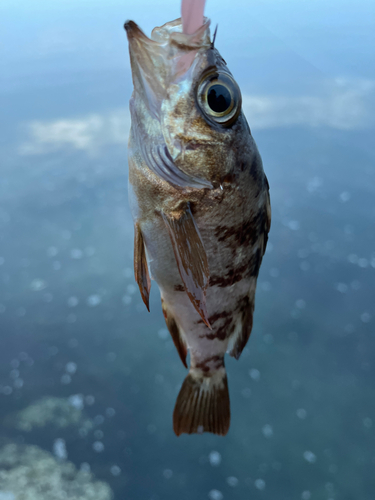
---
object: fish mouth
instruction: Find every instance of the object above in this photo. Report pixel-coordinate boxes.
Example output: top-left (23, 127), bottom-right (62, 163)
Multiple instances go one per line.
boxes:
top-left (125, 19), bottom-right (214, 190)
top-left (124, 18), bottom-right (211, 115)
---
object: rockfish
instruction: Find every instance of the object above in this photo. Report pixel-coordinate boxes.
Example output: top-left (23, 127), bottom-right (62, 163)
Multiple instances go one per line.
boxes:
top-left (124, 4), bottom-right (271, 436)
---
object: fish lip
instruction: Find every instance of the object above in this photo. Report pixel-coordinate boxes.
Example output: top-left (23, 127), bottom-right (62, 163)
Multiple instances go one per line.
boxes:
top-left (124, 18), bottom-right (211, 47)
top-left (124, 20), bottom-right (158, 46)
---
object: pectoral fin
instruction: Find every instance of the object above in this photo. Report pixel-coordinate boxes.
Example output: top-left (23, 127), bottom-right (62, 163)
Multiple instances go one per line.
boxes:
top-left (162, 204), bottom-right (211, 328)
top-left (134, 222), bottom-right (151, 311)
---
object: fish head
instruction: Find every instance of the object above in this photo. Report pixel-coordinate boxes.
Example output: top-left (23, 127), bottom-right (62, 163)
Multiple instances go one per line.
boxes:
top-left (125, 18), bottom-right (247, 189)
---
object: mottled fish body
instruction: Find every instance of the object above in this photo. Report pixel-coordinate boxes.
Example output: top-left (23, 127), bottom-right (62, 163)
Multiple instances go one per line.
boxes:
top-left (125, 12), bottom-right (270, 435)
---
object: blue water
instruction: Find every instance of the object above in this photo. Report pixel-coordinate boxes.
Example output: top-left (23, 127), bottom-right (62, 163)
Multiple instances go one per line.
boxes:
top-left (1, 1), bottom-right (375, 498)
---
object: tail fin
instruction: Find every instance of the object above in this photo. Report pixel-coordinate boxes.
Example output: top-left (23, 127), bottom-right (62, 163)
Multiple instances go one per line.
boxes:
top-left (173, 369), bottom-right (230, 436)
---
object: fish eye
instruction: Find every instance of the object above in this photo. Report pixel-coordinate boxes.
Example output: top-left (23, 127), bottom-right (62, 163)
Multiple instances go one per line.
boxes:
top-left (197, 72), bottom-right (241, 126)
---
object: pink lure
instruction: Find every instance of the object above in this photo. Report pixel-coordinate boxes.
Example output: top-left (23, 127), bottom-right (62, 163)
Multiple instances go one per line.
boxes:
top-left (181, 0), bottom-right (206, 34)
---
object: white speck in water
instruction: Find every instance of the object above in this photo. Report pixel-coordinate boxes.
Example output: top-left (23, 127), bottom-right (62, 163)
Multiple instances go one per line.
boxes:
top-left (209, 451), bottom-right (221, 466)
top-left (307, 176), bottom-right (323, 193)
top-left (358, 258), bottom-right (368, 268)
top-left (360, 312), bottom-right (371, 323)
top-left (158, 328), bottom-right (169, 340)
top-left (339, 191), bottom-right (351, 202)
top-left (65, 362), bottom-right (77, 374)
top-left (126, 284), bottom-right (137, 295)
top-left (94, 415), bottom-right (105, 425)
top-left (265, 242), bottom-right (273, 253)
top-left (47, 246), bottom-right (58, 257)
top-left (52, 261), bottom-right (61, 270)
top-left (10, 359), bottom-right (19, 368)
top-left (67, 296), bottom-right (79, 307)
top-left (69, 394), bottom-right (84, 410)
top-left (2, 386), bottom-right (13, 395)
top-left (288, 220), bottom-right (300, 231)
top-left (208, 490), bottom-right (223, 500)
top-left (297, 408), bottom-right (307, 419)
top-left (30, 279), bottom-right (47, 291)
top-left (122, 295), bottom-right (132, 305)
top-left (163, 469), bottom-right (173, 479)
top-left (70, 248), bottom-right (83, 259)
top-left (61, 374), bottom-right (71, 385)
top-left (260, 281), bottom-right (272, 291)
top-left (106, 407), bottom-right (116, 417)
top-left (249, 368), bottom-right (260, 381)
top-left (254, 479), bottom-right (266, 490)
top-left (269, 268), bottom-right (279, 278)
top-left (53, 438), bottom-right (67, 460)
top-left (110, 465), bottom-right (121, 476)
top-left (226, 476), bottom-right (238, 487)
top-left (262, 424), bottom-right (273, 438)
top-left (300, 261), bottom-right (310, 271)
top-left (348, 254), bottom-right (358, 264)
top-left (336, 283), bottom-right (348, 293)
top-left (10, 369), bottom-right (19, 380)
top-left (85, 395), bottom-right (95, 405)
top-left (93, 441), bottom-right (104, 453)
top-left (303, 451), bottom-right (317, 463)
top-left (296, 299), bottom-right (306, 309)
top-left (13, 378), bottom-right (24, 389)
top-left (123, 267), bottom-right (132, 278)
top-left (363, 417), bottom-right (372, 428)
top-left (94, 430), bottom-right (104, 440)
top-left (87, 294), bottom-right (101, 307)
top-left (80, 462), bottom-right (91, 473)
top-left (301, 491), bottom-right (311, 500)
top-left (0, 256), bottom-right (4, 265)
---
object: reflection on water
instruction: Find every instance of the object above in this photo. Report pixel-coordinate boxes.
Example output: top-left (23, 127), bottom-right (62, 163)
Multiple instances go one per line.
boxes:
top-left (1, 0), bottom-right (375, 499)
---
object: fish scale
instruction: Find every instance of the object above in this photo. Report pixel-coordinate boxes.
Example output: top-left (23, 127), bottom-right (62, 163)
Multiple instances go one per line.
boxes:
top-left (125, 9), bottom-right (270, 435)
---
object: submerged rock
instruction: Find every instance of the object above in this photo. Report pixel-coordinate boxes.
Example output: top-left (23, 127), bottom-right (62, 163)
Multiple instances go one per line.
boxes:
top-left (0, 444), bottom-right (113, 500)
top-left (9, 396), bottom-right (93, 432)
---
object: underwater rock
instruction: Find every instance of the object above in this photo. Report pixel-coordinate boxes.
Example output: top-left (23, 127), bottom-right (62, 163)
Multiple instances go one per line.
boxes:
top-left (8, 396), bottom-right (93, 432)
top-left (0, 443), bottom-right (113, 500)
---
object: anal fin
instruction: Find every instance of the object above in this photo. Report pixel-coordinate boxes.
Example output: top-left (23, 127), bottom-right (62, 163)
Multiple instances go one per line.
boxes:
top-left (161, 298), bottom-right (188, 368)
top-left (134, 222), bottom-right (151, 311)
top-left (162, 204), bottom-right (210, 328)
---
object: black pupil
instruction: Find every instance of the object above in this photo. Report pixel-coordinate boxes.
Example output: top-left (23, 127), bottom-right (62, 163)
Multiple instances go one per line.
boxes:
top-left (207, 84), bottom-right (231, 113)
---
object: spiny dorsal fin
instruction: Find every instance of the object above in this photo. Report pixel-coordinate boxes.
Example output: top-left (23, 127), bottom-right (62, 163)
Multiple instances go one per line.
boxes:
top-left (134, 222), bottom-right (151, 311)
top-left (162, 204), bottom-right (210, 328)
top-left (161, 298), bottom-right (188, 368)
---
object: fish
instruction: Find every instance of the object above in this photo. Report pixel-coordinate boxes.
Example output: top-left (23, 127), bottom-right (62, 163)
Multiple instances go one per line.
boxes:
top-left (124, 0), bottom-right (271, 436)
